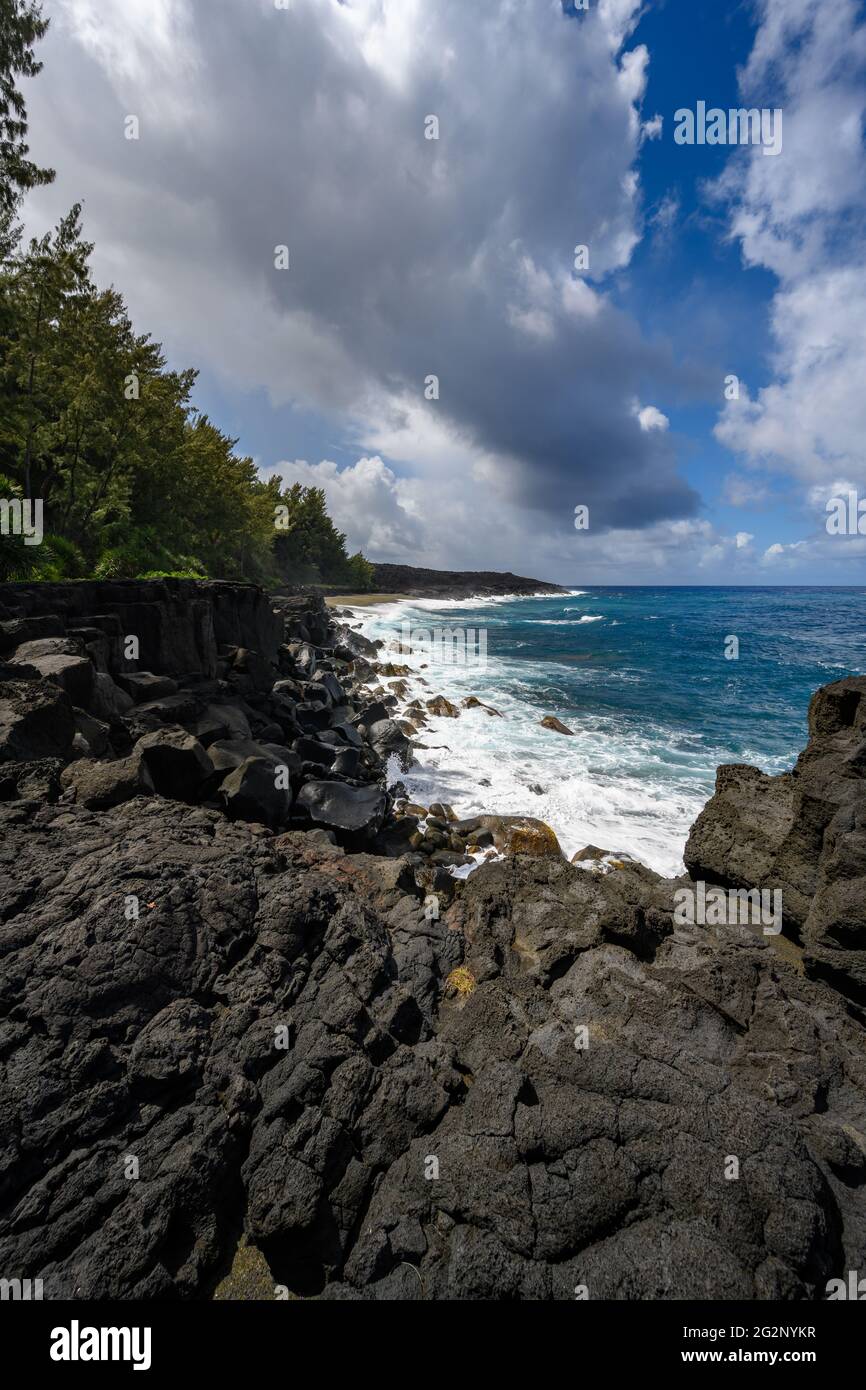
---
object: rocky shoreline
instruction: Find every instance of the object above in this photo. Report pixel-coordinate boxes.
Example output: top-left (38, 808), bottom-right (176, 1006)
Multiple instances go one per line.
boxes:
top-left (1, 577), bottom-right (864, 1300)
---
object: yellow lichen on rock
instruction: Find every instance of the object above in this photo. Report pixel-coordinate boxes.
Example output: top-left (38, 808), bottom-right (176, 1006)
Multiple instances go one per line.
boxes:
top-left (499, 818), bottom-right (562, 859)
top-left (445, 966), bottom-right (476, 997)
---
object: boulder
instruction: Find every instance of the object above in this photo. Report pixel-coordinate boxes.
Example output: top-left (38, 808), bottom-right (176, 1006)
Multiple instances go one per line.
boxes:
top-left (133, 728), bottom-right (215, 801)
top-left (202, 702), bottom-right (251, 741)
top-left (73, 710), bottom-right (112, 759)
top-left (90, 672), bottom-right (135, 721)
top-left (60, 754), bottom-right (154, 810)
top-left (8, 638), bottom-right (94, 706)
top-left (426, 695), bottom-right (460, 718)
top-left (0, 679), bottom-right (75, 762)
top-left (209, 739), bottom-right (299, 777)
top-left (684, 675), bottom-right (866, 1002)
top-left (367, 718), bottom-right (413, 763)
top-left (293, 736), bottom-right (338, 768)
top-left (296, 779), bottom-right (387, 835)
top-left (116, 672), bottom-right (179, 702)
top-left (462, 695), bottom-right (503, 716)
top-left (0, 757), bottom-right (65, 802)
top-left (452, 814), bottom-right (563, 859)
top-left (220, 756), bottom-right (293, 827)
top-left (540, 715), bottom-right (574, 735)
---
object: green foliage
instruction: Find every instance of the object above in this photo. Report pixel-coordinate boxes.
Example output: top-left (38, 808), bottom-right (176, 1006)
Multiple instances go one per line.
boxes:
top-left (0, 10), bottom-right (375, 590)
top-left (0, 0), bottom-right (55, 228)
top-left (271, 483), bottom-right (353, 586)
top-left (345, 550), bottom-right (375, 591)
top-left (136, 569), bottom-right (208, 581)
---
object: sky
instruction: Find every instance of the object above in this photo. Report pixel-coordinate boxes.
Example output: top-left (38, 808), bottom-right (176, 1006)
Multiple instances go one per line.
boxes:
top-left (19, 0), bottom-right (866, 585)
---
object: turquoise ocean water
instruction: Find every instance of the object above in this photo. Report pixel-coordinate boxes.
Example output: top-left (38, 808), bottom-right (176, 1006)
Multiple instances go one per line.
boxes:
top-left (354, 587), bottom-right (866, 875)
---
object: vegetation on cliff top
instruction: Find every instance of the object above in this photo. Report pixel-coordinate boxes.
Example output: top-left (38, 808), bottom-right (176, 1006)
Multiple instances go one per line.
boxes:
top-left (0, 2), bottom-right (372, 590)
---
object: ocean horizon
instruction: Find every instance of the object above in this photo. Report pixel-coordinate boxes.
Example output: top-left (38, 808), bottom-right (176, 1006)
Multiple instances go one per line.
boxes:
top-left (351, 585), bottom-right (866, 875)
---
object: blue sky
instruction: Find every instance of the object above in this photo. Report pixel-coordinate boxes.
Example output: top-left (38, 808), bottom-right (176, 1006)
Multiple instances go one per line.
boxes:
top-left (21, 0), bottom-right (866, 584)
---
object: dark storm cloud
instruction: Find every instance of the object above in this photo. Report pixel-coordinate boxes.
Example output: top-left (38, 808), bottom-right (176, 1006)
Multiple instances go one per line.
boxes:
top-left (24, 0), bottom-right (699, 534)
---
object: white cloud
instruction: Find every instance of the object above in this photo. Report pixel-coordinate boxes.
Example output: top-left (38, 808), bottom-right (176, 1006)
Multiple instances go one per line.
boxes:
top-left (713, 0), bottom-right (866, 491)
top-left (22, 0), bottom-right (697, 551)
top-left (635, 404), bottom-right (669, 432)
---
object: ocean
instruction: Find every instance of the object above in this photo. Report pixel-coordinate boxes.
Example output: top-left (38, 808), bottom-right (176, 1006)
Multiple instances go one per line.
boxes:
top-left (350, 586), bottom-right (866, 876)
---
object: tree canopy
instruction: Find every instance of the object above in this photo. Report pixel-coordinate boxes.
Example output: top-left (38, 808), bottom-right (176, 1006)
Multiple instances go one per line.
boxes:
top-left (0, 6), bottom-right (373, 589)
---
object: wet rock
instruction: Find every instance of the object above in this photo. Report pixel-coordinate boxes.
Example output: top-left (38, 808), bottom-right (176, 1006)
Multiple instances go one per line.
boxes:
top-left (426, 695), bottom-right (460, 718)
top-left (462, 695), bottom-right (503, 716)
top-left (540, 715), bottom-right (574, 735)
top-left (453, 814), bottom-right (563, 859)
top-left (367, 718), bottom-right (413, 764)
top-left (296, 779), bottom-right (387, 835)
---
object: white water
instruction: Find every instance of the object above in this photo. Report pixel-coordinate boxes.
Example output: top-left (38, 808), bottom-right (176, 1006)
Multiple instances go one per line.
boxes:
top-left (345, 594), bottom-right (708, 876)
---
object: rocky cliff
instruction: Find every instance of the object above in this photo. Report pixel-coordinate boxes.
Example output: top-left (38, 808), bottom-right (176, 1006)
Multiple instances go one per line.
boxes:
top-left (0, 579), bottom-right (864, 1301)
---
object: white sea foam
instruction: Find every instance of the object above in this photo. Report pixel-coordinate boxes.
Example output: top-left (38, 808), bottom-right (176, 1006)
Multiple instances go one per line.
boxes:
top-left (350, 595), bottom-right (714, 876)
top-left (528, 615), bottom-right (603, 625)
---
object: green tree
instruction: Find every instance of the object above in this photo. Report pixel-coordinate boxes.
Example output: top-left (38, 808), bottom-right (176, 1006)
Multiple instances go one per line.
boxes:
top-left (0, 0), bottom-right (54, 236)
top-left (345, 550), bottom-right (375, 591)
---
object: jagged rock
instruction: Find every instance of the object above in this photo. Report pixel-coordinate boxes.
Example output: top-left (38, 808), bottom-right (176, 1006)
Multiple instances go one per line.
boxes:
top-left (90, 671), bottom-right (135, 721)
top-left (685, 675), bottom-right (866, 1002)
top-left (1, 578), bottom-right (864, 1305)
top-left (452, 814), bottom-right (563, 859)
top-left (540, 715), bottom-right (574, 735)
top-left (134, 727), bottom-right (215, 801)
top-left (462, 695), bottom-right (503, 716)
top-left (0, 679), bottom-right (75, 762)
top-left (426, 695), bottom-right (460, 718)
top-left (60, 753), bottom-right (154, 809)
top-left (296, 779), bottom-right (387, 834)
top-left (116, 671), bottom-right (179, 702)
top-left (0, 757), bottom-right (65, 802)
top-left (130, 691), bottom-right (200, 726)
top-left (572, 844), bottom-right (609, 863)
top-left (8, 637), bottom-right (94, 706)
top-left (293, 735), bottom-right (338, 768)
top-left (73, 709), bottom-right (112, 758)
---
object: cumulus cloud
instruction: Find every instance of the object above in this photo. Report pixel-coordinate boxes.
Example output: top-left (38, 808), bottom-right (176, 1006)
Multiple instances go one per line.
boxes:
top-left (635, 404), bottom-right (670, 432)
top-left (22, 0), bottom-right (700, 550)
top-left (713, 0), bottom-right (866, 490)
